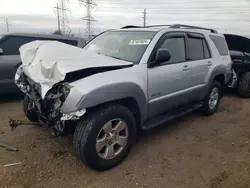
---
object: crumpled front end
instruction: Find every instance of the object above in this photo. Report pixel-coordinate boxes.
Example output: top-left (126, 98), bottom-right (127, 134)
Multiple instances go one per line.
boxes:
top-left (14, 40), bottom-right (133, 135)
top-left (15, 68), bottom-right (85, 135)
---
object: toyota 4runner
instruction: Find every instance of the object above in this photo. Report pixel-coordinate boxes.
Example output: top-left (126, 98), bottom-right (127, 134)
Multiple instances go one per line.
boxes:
top-left (15, 24), bottom-right (232, 171)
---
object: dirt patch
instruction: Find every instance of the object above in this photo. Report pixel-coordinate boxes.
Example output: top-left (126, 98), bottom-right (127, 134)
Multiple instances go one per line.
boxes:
top-left (210, 171), bottom-right (229, 188)
top-left (0, 95), bottom-right (250, 188)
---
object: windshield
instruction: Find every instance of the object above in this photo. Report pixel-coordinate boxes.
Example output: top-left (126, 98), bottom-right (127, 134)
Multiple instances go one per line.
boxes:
top-left (84, 31), bottom-right (156, 64)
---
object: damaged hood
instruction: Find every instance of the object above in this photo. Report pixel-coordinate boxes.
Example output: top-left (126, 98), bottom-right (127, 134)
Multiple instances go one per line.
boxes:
top-left (16, 40), bottom-right (133, 97)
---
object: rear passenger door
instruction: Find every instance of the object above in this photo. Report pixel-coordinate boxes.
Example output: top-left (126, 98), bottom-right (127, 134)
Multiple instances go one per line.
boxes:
top-left (185, 33), bottom-right (212, 102)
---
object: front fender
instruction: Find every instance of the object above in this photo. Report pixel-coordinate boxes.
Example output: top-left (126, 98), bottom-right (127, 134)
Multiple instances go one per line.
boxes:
top-left (76, 82), bottom-right (148, 121)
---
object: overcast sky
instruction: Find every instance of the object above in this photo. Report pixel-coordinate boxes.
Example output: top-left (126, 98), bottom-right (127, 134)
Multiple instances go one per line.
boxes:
top-left (0, 0), bottom-right (250, 36)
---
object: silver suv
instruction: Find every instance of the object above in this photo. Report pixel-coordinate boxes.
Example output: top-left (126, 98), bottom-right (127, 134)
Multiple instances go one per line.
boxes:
top-left (15, 24), bottom-right (232, 171)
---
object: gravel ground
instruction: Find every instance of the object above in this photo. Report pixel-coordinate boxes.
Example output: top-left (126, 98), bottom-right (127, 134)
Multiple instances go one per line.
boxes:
top-left (0, 94), bottom-right (250, 188)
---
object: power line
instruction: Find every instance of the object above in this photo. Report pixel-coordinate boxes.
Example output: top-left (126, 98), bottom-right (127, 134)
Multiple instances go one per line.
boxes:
top-left (142, 8), bottom-right (147, 27)
top-left (79, 0), bottom-right (97, 41)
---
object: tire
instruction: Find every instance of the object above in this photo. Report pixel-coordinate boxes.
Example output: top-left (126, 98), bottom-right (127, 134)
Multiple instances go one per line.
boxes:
top-left (23, 96), bottom-right (39, 122)
top-left (237, 72), bottom-right (250, 98)
top-left (202, 80), bottom-right (221, 116)
top-left (73, 104), bottom-right (137, 171)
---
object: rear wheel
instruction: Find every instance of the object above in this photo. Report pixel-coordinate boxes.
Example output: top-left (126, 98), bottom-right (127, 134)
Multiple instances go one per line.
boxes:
top-left (237, 72), bottom-right (250, 98)
top-left (202, 80), bottom-right (221, 115)
top-left (23, 96), bottom-right (39, 122)
top-left (73, 104), bottom-right (136, 171)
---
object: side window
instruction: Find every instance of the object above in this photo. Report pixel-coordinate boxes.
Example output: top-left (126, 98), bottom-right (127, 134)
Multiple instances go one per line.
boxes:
top-left (160, 37), bottom-right (186, 63)
top-left (209, 35), bottom-right (229, 56)
top-left (203, 39), bottom-right (211, 59)
top-left (0, 36), bottom-right (35, 55)
top-left (188, 37), bottom-right (204, 60)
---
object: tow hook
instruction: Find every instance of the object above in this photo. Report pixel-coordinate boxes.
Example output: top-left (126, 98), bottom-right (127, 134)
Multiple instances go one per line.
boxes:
top-left (9, 118), bottom-right (40, 131)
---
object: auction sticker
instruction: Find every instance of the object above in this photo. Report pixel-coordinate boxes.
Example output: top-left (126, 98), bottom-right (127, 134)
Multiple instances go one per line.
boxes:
top-left (129, 39), bottom-right (151, 45)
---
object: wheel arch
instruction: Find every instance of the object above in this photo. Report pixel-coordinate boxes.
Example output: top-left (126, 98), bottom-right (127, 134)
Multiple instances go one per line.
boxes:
top-left (86, 97), bottom-right (142, 128)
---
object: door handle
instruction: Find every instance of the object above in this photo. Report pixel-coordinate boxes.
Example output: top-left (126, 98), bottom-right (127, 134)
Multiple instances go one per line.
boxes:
top-left (208, 61), bottom-right (212, 66)
top-left (182, 65), bottom-right (190, 71)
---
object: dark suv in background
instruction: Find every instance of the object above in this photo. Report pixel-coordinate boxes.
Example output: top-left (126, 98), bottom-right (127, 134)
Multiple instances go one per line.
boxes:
top-left (0, 33), bottom-right (86, 94)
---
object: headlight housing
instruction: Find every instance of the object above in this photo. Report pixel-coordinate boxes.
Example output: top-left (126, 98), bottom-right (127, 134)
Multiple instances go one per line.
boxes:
top-left (60, 82), bottom-right (73, 102)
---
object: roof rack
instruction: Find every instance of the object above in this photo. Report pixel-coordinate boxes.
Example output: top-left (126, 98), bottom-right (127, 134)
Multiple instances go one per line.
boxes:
top-left (146, 25), bottom-right (172, 28)
top-left (121, 25), bottom-right (143, 29)
top-left (121, 24), bottom-right (218, 33)
top-left (169, 24), bottom-right (218, 33)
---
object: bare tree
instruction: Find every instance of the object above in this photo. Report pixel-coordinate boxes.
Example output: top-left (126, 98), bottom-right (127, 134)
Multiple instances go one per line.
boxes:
top-left (52, 29), bottom-right (63, 35)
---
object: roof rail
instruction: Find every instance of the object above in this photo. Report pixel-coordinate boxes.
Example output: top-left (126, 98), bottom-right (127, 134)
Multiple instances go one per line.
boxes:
top-left (121, 24), bottom-right (218, 33)
top-left (121, 25), bottom-right (143, 29)
top-left (169, 24), bottom-right (218, 33)
top-left (146, 25), bottom-right (172, 28)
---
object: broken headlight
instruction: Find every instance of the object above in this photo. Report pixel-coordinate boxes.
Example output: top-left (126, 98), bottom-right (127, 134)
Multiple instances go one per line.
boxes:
top-left (60, 83), bottom-right (73, 102)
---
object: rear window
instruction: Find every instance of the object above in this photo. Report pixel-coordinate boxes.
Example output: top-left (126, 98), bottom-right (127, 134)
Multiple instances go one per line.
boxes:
top-left (209, 35), bottom-right (229, 56)
top-left (188, 38), bottom-right (204, 60)
top-left (187, 37), bottom-right (211, 61)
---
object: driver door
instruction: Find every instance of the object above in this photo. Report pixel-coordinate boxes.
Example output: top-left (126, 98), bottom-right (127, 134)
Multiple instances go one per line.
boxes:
top-left (148, 32), bottom-right (191, 118)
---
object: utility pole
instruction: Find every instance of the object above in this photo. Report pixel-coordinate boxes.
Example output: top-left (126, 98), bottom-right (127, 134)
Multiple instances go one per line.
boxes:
top-left (55, 3), bottom-right (61, 33)
top-left (54, 0), bottom-right (71, 35)
top-left (79, 0), bottom-right (97, 41)
top-left (5, 18), bottom-right (10, 32)
top-left (142, 8), bottom-right (147, 27)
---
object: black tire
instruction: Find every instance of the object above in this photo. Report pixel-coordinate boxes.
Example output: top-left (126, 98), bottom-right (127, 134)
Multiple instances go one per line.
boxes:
top-left (202, 80), bottom-right (221, 116)
top-left (237, 72), bottom-right (250, 98)
top-left (73, 104), bottom-right (137, 171)
top-left (23, 96), bottom-right (39, 122)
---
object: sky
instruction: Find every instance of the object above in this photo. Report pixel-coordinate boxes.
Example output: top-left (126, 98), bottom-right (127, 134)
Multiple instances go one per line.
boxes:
top-left (0, 0), bottom-right (250, 37)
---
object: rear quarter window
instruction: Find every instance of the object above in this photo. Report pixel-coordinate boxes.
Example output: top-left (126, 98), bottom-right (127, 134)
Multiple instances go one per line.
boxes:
top-left (209, 35), bottom-right (229, 56)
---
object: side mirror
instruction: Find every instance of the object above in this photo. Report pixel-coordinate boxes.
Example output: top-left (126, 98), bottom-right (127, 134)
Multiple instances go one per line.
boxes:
top-left (155, 48), bottom-right (171, 65)
top-left (0, 48), bottom-right (3, 55)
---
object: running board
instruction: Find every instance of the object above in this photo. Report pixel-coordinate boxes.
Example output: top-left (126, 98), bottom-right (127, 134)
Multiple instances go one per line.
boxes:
top-left (142, 103), bottom-right (203, 130)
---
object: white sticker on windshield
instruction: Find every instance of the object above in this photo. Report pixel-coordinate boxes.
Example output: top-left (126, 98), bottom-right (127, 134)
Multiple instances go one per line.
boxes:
top-left (129, 39), bottom-right (151, 45)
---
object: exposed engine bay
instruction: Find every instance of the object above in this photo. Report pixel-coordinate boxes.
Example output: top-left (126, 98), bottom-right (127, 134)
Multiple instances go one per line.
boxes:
top-left (16, 72), bottom-right (85, 136)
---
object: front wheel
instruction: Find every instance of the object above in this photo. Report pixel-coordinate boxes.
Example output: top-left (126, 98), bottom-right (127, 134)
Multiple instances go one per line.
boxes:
top-left (202, 80), bottom-right (221, 116)
top-left (73, 104), bottom-right (136, 171)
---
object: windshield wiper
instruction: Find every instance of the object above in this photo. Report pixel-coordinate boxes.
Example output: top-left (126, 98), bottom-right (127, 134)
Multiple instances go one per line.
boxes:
top-left (97, 53), bottom-right (125, 61)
